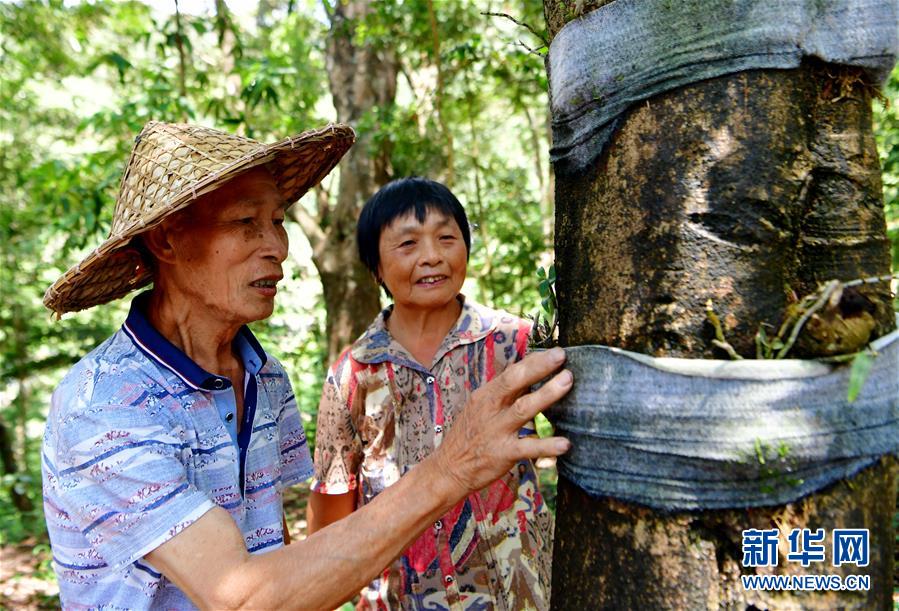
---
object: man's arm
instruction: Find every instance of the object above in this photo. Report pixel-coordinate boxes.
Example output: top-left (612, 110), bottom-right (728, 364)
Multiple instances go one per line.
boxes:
top-left (145, 347), bottom-right (572, 611)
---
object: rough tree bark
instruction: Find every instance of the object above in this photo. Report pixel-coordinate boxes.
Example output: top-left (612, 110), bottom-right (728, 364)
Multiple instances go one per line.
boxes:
top-left (290, 0), bottom-right (395, 363)
top-left (0, 419), bottom-right (32, 513)
top-left (544, 1), bottom-right (897, 609)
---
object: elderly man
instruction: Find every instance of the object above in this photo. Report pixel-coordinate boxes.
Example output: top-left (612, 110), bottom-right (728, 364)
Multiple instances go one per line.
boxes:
top-left (41, 121), bottom-right (572, 610)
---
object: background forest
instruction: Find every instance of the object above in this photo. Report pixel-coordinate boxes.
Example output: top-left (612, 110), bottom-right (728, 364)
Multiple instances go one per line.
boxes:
top-left (1, 0), bottom-right (896, 606)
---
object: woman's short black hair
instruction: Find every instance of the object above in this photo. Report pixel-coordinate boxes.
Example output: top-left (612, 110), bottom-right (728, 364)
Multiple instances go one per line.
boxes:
top-left (356, 177), bottom-right (471, 282)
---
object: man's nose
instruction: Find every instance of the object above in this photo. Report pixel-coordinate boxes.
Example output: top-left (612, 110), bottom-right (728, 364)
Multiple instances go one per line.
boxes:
top-left (261, 223), bottom-right (288, 263)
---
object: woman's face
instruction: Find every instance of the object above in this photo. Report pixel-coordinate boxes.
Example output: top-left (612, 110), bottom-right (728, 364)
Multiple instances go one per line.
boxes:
top-left (377, 209), bottom-right (468, 312)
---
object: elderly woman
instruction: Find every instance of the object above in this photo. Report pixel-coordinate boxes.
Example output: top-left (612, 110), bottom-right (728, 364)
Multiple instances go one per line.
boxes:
top-left (41, 124), bottom-right (572, 610)
top-left (309, 177), bottom-right (554, 610)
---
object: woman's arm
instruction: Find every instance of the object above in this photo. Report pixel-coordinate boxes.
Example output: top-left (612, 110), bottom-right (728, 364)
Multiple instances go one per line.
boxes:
top-left (307, 491), bottom-right (356, 535)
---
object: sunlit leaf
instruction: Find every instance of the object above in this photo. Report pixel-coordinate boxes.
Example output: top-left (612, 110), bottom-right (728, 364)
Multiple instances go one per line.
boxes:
top-left (847, 351), bottom-right (875, 403)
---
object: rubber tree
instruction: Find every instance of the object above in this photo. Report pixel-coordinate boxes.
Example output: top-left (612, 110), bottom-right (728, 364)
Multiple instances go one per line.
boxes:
top-left (542, 1), bottom-right (897, 608)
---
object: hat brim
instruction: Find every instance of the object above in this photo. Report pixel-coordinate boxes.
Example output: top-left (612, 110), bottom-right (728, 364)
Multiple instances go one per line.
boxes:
top-left (43, 123), bottom-right (355, 315)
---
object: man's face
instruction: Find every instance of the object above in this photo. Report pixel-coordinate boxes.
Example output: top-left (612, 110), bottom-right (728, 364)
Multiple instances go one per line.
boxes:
top-left (162, 167), bottom-right (289, 327)
top-left (377, 209), bottom-right (468, 312)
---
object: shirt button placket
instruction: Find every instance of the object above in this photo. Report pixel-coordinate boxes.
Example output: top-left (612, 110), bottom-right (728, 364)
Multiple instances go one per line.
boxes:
top-left (427, 374), bottom-right (444, 439)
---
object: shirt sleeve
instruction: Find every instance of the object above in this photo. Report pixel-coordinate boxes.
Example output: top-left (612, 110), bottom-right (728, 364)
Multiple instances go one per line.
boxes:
top-left (48, 396), bottom-right (215, 573)
top-left (500, 316), bottom-right (537, 436)
top-left (513, 318), bottom-right (532, 362)
top-left (269, 358), bottom-right (315, 489)
top-left (310, 358), bottom-right (362, 495)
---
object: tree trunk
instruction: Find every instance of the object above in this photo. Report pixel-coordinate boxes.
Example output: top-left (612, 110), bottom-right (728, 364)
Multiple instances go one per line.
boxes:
top-left (0, 419), bottom-right (33, 513)
top-left (292, 0), bottom-right (396, 363)
top-left (5, 301), bottom-right (34, 513)
top-left (173, 0), bottom-right (188, 120)
top-left (215, 0), bottom-right (246, 131)
top-left (544, 2), bottom-right (897, 609)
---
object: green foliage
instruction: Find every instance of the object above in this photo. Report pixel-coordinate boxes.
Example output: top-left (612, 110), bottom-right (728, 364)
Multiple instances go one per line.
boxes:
top-left (873, 66), bottom-right (899, 274)
top-left (846, 350), bottom-right (875, 403)
top-left (536, 264), bottom-right (556, 318)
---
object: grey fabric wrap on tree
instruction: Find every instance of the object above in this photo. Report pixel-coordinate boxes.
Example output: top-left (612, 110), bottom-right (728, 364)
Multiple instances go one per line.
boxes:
top-left (547, 323), bottom-right (899, 511)
top-left (547, 0), bottom-right (899, 174)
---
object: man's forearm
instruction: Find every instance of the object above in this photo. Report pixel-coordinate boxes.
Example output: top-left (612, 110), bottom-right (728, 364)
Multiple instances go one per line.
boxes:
top-left (232, 458), bottom-right (459, 609)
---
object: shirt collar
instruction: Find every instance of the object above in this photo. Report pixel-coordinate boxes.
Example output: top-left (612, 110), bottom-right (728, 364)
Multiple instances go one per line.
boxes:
top-left (350, 295), bottom-right (498, 367)
top-left (122, 291), bottom-right (268, 391)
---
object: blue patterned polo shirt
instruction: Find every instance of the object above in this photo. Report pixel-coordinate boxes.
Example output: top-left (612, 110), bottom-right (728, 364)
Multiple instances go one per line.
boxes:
top-left (41, 293), bottom-right (313, 609)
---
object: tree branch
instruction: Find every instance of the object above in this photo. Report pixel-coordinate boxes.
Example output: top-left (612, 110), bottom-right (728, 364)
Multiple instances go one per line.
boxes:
top-left (288, 203), bottom-right (325, 253)
top-left (481, 11), bottom-right (548, 47)
top-left (320, 0), bottom-right (335, 24)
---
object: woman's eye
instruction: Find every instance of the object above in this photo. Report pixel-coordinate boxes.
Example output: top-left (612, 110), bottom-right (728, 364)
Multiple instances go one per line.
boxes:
top-left (239, 217), bottom-right (255, 225)
top-left (400, 240), bottom-right (415, 248)
top-left (440, 235), bottom-right (456, 240)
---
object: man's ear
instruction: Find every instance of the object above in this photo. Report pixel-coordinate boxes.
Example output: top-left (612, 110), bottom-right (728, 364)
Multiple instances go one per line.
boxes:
top-left (142, 221), bottom-right (180, 265)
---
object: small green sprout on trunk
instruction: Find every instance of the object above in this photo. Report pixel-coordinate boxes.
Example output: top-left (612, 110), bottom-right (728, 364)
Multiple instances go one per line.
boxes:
top-left (530, 264), bottom-right (558, 349)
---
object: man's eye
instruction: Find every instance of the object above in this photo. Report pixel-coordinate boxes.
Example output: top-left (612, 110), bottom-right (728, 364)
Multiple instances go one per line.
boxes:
top-left (440, 235), bottom-right (456, 240)
top-left (239, 217), bottom-right (255, 225)
top-left (400, 240), bottom-right (415, 247)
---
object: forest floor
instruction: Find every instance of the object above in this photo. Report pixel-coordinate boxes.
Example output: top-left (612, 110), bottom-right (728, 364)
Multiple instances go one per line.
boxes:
top-left (0, 460), bottom-right (558, 609)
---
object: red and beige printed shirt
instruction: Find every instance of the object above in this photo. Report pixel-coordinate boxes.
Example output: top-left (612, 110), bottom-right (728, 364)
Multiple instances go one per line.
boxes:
top-left (312, 297), bottom-right (552, 610)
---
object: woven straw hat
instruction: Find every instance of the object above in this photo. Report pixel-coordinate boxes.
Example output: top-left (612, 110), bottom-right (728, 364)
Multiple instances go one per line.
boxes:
top-left (44, 121), bottom-right (355, 315)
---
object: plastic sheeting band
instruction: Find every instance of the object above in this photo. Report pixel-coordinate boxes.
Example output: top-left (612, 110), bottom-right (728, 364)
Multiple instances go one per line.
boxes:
top-left (547, 321), bottom-right (899, 511)
top-left (547, 0), bottom-right (899, 174)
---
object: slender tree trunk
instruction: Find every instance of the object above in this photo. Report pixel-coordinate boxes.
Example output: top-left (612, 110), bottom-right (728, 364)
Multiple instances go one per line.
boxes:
top-left (215, 0), bottom-right (247, 132)
top-left (426, 0), bottom-right (454, 187)
top-left (0, 419), bottom-right (32, 513)
top-left (544, 2), bottom-right (897, 609)
top-left (465, 100), bottom-right (498, 304)
top-left (298, 0), bottom-right (396, 363)
top-left (6, 302), bottom-right (34, 513)
top-left (173, 0), bottom-right (188, 120)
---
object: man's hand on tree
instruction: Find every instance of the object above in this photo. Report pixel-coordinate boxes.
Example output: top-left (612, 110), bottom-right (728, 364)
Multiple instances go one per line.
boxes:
top-left (431, 346), bottom-right (572, 498)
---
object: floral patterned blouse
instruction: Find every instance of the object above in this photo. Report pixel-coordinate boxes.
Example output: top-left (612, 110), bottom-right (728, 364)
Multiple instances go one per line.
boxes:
top-left (312, 296), bottom-right (553, 610)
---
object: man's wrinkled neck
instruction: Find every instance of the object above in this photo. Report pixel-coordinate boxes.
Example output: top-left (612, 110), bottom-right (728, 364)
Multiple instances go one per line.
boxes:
top-left (146, 287), bottom-right (243, 377)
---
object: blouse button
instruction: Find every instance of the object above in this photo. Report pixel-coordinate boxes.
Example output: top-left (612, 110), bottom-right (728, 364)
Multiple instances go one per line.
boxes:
top-left (225, 412), bottom-right (234, 422)
top-left (434, 519), bottom-right (443, 531)
top-left (426, 375), bottom-right (435, 385)
top-left (213, 378), bottom-right (225, 389)
top-left (434, 425), bottom-right (443, 434)
top-left (444, 575), bottom-right (454, 584)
